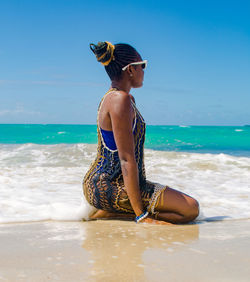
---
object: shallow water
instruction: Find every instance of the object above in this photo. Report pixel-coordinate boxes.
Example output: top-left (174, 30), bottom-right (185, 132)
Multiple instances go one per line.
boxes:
top-left (0, 143), bottom-right (249, 223)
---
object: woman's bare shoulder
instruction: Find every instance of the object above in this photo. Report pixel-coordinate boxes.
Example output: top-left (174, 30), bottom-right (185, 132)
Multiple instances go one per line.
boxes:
top-left (108, 90), bottom-right (131, 106)
top-left (109, 90), bottom-right (129, 99)
top-left (108, 90), bottom-right (133, 116)
top-left (109, 90), bottom-right (135, 104)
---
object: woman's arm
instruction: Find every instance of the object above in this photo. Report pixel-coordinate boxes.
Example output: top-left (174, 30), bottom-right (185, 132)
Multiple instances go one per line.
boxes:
top-left (109, 91), bottom-right (144, 217)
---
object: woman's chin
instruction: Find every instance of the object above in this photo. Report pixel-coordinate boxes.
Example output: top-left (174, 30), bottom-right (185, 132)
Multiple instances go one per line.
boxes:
top-left (133, 82), bottom-right (143, 88)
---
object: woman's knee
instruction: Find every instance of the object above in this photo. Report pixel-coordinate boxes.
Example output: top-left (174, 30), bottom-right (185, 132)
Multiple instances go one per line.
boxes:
top-left (184, 198), bottom-right (199, 221)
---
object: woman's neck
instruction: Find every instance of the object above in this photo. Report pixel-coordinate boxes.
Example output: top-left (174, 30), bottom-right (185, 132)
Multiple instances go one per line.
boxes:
top-left (111, 80), bottom-right (131, 94)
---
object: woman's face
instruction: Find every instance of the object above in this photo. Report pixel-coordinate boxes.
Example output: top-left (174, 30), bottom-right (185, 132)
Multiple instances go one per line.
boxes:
top-left (130, 54), bottom-right (145, 88)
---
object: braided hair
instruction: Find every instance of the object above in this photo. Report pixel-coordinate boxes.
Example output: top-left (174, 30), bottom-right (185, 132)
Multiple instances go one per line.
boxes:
top-left (90, 41), bottom-right (139, 80)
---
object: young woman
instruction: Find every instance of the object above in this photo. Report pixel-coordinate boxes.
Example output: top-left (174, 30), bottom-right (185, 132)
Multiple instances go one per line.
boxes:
top-left (83, 41), bottom-right (199, 224)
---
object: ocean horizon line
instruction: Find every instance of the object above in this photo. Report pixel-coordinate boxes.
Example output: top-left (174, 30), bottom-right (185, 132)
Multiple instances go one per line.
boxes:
top-left (0, 123), bottom-right (249, 127)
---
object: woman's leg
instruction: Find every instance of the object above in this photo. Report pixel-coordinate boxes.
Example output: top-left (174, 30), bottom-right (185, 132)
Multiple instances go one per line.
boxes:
top-left (154, 187), bottom-right (199, 224)
top-left (90, 187), bottom-right (199, 224)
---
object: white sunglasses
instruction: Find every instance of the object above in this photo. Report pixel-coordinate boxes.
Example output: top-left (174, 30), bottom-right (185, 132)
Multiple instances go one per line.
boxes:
top-left (122, 60), bottom-right (148, 71)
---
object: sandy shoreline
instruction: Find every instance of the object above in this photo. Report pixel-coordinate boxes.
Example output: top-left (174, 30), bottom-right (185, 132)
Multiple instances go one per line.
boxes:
top-left (0, 219), bottom-right (250, 282)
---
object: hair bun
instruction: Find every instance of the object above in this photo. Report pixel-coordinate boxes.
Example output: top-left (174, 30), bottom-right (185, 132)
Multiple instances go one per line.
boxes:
top-left (90, 41), bottom-right (115, 66)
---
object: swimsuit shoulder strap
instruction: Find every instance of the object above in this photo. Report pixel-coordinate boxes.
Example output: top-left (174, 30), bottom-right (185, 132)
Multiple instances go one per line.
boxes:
top-left (130, 99), bottom-right (145, 124)
top-left (97, 88), bottom-right (116, 127)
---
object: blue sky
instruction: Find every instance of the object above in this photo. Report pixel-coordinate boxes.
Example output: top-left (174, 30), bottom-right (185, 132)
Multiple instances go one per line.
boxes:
top-left (0, 0), bottom-right (249, 125)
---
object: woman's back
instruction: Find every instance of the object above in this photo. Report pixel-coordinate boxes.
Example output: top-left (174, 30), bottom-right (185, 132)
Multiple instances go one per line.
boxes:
top-left (83, 88), bottom-right (148, 213)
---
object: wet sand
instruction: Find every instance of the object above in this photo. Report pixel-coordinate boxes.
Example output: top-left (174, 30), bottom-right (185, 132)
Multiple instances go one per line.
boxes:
top-left (0, 219), bottom-right (250, 282)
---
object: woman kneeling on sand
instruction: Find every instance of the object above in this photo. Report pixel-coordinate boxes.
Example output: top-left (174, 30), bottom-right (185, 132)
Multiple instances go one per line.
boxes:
top-left (83, 41), bottom-right (199, 224)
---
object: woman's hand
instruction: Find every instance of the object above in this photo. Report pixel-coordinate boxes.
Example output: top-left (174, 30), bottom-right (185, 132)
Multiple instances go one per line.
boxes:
top-left (140, 217), bottom-right (173, 225)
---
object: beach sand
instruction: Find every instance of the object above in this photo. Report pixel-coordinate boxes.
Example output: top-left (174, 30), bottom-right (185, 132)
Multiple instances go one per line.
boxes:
top-left (0, 219), bottom-right (250, 282)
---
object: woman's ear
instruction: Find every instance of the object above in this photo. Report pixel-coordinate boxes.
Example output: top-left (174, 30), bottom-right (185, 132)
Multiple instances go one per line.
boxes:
top-left (128, 65), bottom-right (136, 77)
top-left (127, 65), bottom-right (133, 77)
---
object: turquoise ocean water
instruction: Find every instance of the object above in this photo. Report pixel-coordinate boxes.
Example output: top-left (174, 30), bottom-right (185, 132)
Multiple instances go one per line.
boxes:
top-left (0, 124), bottom-right (250, 156)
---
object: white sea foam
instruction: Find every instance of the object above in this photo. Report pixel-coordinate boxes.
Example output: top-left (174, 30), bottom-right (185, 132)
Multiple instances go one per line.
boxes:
top-left (0, 143), bottom-right (250, 223)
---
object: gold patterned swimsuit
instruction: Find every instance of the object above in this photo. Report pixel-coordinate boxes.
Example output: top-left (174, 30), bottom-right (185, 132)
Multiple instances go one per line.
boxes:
top-left (83, 89), bottom-right (166, 215)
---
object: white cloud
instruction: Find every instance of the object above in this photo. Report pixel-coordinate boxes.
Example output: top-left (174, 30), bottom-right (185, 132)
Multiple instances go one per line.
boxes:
top-left (0, 107), bottom-right (41, 116)
top-left (0, 79), bottom-right (104, 87)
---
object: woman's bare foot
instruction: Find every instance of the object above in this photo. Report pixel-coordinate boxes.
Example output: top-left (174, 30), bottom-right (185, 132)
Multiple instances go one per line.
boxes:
top-left (90, 210), bottom-right (112, 219)
top-left (141, 217), bottom-right (174, 225)
top-left (89, 209), bottom-right (134, 220)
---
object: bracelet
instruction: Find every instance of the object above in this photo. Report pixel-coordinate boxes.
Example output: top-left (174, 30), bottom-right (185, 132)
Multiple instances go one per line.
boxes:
top-left (135, 211), bottom-right (149, 223)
